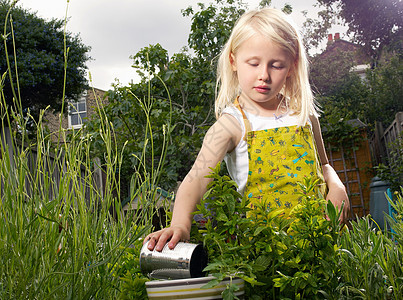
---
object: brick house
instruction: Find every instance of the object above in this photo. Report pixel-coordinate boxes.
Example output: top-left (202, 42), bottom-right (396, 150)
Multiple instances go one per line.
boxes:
top-left (321, 33), bottom-right (370, 75)
top-left (45, 87), bottom-right (108, 135)
top-left (311, 33), bottom-right (371, 95)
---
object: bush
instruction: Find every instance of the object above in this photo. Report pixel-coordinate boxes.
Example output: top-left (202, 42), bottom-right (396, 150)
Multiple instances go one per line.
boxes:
top-left (194, 164), bottom-right (403, 299)
top-left (195, 165), bottom-right (343, 299)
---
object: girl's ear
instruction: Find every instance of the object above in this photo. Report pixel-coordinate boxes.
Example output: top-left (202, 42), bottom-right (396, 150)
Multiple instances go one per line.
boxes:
top-left (230, 52), bottom-right (237, 71)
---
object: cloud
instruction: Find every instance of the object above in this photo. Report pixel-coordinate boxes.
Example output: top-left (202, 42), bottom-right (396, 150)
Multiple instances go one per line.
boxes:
top-left (68, 0), bottom-right (194, 89)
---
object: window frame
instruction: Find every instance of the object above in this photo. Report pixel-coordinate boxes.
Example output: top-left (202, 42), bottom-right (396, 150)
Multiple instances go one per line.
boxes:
top-left (68, 91), bottom-right (88, 129)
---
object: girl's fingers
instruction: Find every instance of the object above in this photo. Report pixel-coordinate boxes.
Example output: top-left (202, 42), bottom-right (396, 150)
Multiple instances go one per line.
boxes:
top-left (155, 231), bottom-right (172, 252)
top-left (144, 226), bottom-right (189, 251)
top-left (146, 234), bottom-right (160, 251)
top-left (168, 233), bottom-right (181, 250)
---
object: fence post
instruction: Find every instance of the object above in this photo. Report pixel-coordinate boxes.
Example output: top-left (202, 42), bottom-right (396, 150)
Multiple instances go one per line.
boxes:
top-left (371, 121), bottom-right (385, 165)
top-left (0, 126), bottom-right (14, 169)
top-left (396, 112), bottom-right (403, 134)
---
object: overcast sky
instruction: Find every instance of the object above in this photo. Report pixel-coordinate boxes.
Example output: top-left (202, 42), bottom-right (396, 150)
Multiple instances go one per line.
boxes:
top-left (16, 0), bottom-right (341, 91)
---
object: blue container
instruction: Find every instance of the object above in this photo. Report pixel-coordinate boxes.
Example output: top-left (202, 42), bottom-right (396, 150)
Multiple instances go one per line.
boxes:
top-left (369, 177), bottom-right (390, 230)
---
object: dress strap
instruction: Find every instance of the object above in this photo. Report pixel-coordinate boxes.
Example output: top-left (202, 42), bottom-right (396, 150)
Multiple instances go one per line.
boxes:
top-left (233, 97), bottom-right (252, 141)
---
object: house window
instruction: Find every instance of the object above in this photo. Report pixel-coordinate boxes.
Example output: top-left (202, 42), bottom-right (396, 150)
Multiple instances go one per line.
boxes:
top-left (68, 91), bottom-right (87, 129)
top-left (351, 64), bottom-right (370, 81)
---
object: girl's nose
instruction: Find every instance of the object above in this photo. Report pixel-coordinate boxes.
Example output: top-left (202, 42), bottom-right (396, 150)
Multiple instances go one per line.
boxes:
top-left (258, 66), bottom-right (270, 81)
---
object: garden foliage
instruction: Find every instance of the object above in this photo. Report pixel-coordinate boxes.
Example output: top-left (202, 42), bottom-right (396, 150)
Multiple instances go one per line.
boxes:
top-left (194, 164), bottom-right (403, 299)
top-left (0, 3), bottom-right (163, 297)
top-left (1, 1), bottom-right (403, 299)
top-left (0, 88), bottom-right (153, 298)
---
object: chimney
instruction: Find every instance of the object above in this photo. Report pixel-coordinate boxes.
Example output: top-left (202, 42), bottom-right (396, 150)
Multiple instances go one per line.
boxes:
top-left (327, 34), bottom-right (333, 44)
top-left (334, 32), bottom-right (340, 41)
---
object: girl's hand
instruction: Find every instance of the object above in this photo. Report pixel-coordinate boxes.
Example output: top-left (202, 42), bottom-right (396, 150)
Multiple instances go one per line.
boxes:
top-left (326, 184), bottom-right (350, 225)
top-left (143, 224), bottom-right (190, 252)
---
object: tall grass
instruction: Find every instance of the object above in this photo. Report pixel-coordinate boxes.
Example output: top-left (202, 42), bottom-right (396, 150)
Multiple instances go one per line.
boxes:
top-left (0, 1), bottom-right (169, 298)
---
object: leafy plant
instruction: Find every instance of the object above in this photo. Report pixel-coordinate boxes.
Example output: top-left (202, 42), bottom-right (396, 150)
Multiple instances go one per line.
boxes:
top-left (111, 236), bottom-right (149, 300)
top-left (195, 166), bottom-right (343, 299)
top-left (272, 177), bottom-right (343, 299)
top-left (195, 163), bottom-right (258, 295)
top-left (196, 166), bottom-right (403, 299)
top-left (321, 109), bottom-right (365, 153)
top-left (0, 2), bottom-right (171, 297)
top-left (337, 189), bottom-right (403, 300)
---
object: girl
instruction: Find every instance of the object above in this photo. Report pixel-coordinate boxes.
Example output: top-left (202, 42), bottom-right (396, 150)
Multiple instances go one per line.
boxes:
top-left (145, 8), bottom-right (349, 252)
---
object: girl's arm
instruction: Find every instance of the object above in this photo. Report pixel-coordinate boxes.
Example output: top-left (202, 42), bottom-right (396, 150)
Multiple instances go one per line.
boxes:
top-left (145, 113), bottom-right (242, 251)
top-left (310, 115), bottom-right (350, 223)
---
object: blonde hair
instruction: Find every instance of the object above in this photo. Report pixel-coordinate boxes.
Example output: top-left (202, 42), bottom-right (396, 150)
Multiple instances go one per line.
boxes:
top-left (215, 8), bottom-right (318, 126)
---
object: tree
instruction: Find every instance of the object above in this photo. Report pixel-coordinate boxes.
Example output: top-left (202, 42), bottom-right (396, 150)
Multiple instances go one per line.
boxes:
top-left (0, 1), bottom-right (90, 120)
top-left (365, 53), bottom-right (403, 126)
top-left (313, 50), bottom-right (403, 141)
top-left (306, 0), bottom-right (403, 134)
top-left (315, 0), bottom-right (403, 61)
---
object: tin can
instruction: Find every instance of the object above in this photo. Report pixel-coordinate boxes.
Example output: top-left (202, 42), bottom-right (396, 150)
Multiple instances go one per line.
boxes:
top-left (140, 241), bottom-right (208, 279)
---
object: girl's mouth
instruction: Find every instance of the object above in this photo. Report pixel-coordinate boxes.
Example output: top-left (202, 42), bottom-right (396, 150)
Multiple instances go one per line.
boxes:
top-left (255, 86), bottom-right (270, 93)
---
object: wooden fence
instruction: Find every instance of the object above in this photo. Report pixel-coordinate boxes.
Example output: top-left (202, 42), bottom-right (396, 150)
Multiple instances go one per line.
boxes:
top-left (0, 126), bottom-right (104, 202)
top-left (370, 112), bottom-right (403, 166)
top-left (326, 121), bottom-right (373, 219)
top-left (326, 113), bottom-right (403, 220)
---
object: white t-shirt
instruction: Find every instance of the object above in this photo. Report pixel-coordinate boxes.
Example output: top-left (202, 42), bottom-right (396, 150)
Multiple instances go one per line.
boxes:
top-left (222, 104), bottom-right (302, 194)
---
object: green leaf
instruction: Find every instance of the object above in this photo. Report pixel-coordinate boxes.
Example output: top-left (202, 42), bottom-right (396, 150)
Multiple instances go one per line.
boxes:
top-left (326, 200), bottom-right (337, 222)
top-left (222, 283), bottom-right (240, 300)
top-left (201, 278), bottom-right (220, 289)
top-left (203, 262), bottom-right (225, 272)
top-left (225, 194), bottom-right (236, 215)
top-left (253, 226), bottom-right (266, 236)
top-left (255, 255), bottom-right (271, 269)
top-left (216, 210), bottom-right (229, 222)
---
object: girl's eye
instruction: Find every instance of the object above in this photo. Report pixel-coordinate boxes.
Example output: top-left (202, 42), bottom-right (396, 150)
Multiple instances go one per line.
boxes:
top-left (272, 65), bottom-right (284, 70)
top-left (248, 62), bottom-right (258, 67)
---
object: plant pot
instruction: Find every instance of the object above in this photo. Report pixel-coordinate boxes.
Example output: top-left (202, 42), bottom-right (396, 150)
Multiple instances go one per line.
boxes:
top-left (145, 276), bottom-right (245, 299)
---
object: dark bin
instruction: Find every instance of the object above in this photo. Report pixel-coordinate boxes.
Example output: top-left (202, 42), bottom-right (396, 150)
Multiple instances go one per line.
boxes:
top-left (369, 176), bottom-right (390, 230)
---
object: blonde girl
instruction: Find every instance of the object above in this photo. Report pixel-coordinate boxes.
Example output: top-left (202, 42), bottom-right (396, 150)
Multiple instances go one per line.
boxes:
top-left (146, 8), bottom-right (349, 252)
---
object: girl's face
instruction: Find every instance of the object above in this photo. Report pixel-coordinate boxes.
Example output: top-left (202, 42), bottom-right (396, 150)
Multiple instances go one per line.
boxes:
top-left (230, 34), bottom-right (294, 112)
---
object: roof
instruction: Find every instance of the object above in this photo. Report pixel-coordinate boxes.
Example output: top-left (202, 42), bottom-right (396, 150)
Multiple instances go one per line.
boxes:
top-left (322, 118), bottom-right (367, 133)
top-left (318, 37), bottom-right (370, 66)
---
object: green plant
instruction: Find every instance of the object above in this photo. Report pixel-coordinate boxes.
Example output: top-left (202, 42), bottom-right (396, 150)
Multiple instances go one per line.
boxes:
top-left (272, 177), bottom-right (343, 299)
top-left (382, 189), bottom-right (403, 299)
top-left (111, 236), bottom-right (149, 300)
top-left (0, 2), bottom-right (171, 297)
top-left (195, 166), bottom-right (343, 299)
top-left (195, 163), bottom-right (258, 297)
top-left (320, 98), bottom-right (366, 153)
top-left (337, 188), bottom-right (403, 299)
